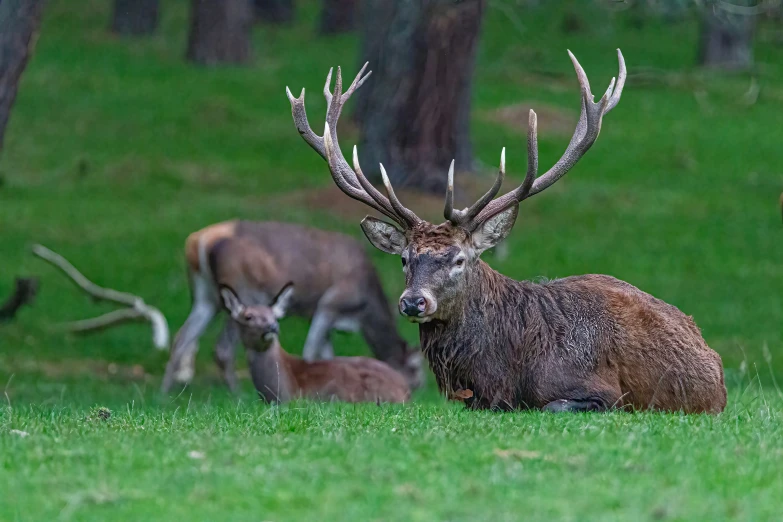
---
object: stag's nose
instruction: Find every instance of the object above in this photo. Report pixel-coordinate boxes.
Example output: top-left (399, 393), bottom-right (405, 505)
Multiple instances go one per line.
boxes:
top-left (400, 296), bottom-right (427, 317)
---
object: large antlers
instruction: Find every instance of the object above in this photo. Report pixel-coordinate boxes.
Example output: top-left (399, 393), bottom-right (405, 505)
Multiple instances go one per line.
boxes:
top-left (287, 51), bottom-right (625, 233)
top-left (446, 49), bottom-right (627, 230)
top-left (286, 63), bottom-right (421, 229)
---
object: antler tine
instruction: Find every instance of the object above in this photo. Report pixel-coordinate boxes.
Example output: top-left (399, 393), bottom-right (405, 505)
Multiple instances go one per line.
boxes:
top-left (322, 67), bottom-right (334, 106)
top-left (290, 65), bottom-right (420, 229)
top-left (323, 123), bottom-right (402, 223)
top-left (465, 50), bottom-right (625, 230)
top-left (352, 145), bottom-right (407, 225)
top-left (526, 49), bottom-right (624, 198)
top-left (286, 86), bottom-right (327, 159)
top-left (379, 164), bottom-right (420, 226)
top-left (471, 111), bottom-right (538, 226)
top-left (445, 153), bottom-right (506, 225)
top-left (443, 160), bottom-right (455, 221)
top-left (606, 49), bottom-right (626, 112)
top-left (465, 149), bottom-right (506, 221)
top-left (344, 62), bottom-right (372, 98)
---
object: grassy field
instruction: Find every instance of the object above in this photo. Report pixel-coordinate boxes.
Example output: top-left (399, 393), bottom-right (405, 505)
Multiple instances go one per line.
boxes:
top-left (1, 0), bottom-right (783, 520)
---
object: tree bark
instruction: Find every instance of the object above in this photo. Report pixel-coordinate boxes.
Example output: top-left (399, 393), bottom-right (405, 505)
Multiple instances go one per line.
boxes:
top-left (355, 0), bottom-right (486, 193)
top-left (697, 7), bottom-right (755, 70)
top-left (253, 0), bottom-right (294, 24)
top-left (186, 0), bottom-right (253, 66)
top-left (0, 0), bottom-right (45, 152)
top-left (111, 0), bottom-right (159, 36)
top-left (319, 0), bottom-right (357, 34)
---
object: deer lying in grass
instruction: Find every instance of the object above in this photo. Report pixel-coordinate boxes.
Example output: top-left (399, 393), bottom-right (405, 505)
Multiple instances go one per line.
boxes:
top-left (220, 282), bottom-right (410, 404)
top-left (286, 54), bottom-right (727, 413)
top-left (161, 220), bottom-right (423, 393)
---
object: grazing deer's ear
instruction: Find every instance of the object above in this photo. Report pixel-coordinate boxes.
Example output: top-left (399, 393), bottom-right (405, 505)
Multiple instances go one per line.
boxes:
top-left (360, 216), bottom-right (406, 255)
top-left (271, 282), bottom-right (295, 319)
top-left (220, 286), bottom-right (245, 316)
top-left (471, 204), bottom-right (519, 254)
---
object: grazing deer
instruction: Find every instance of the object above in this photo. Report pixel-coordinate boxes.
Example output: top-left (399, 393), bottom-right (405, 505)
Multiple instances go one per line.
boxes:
top-left (160, 220), bottom-right (423, 393)
top-left (220, 282), bottom-right (410, 403)
top-left (285, 53), bottom-right (727, 413)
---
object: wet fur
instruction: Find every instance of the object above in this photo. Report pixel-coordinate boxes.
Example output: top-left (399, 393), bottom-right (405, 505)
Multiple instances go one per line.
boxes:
top-left (367, 220), bottom-right (726, 414)
top-left (420, 258), bottom-right (725, 413)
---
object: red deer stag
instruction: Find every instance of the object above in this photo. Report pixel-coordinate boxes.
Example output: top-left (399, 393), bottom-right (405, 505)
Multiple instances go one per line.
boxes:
top-left (161, 221), bottom-right (423, 393)
top-left (220, 282), bottom-right (410, 403)
top-left (285, 54), bottom-right (727, 413)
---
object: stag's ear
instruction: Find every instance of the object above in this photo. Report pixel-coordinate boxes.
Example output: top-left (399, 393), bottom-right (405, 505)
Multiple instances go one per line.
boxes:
top-left (360, 216), bottom-right (406, 255)
top-left (271, 282), bottom-right (295, 319)
top-left (220, 286), bottom-right (245, 317)
top-left (471, 204), bottom-right (519, 254)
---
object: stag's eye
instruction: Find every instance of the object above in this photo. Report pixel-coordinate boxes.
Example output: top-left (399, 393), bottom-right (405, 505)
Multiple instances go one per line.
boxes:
top-left (401, 257), bottom-right (407, 268)
top-left (454, 258), bottom-right (465, 267)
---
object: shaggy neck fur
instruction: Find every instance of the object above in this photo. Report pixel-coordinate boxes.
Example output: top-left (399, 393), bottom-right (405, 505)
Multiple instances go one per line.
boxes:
top-left (419, 259), bottom-right (568, 410)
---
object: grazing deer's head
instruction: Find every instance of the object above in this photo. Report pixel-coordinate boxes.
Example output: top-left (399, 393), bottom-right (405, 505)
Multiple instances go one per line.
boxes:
top-left (287, 51), bottom-right (625, 323)
top-left (220, 282), bottom-right (295, 349)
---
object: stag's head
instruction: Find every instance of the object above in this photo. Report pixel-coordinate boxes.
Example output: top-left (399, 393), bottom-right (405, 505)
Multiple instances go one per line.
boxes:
top-left (220, 283), bottom-right (294, 349)
top-left (287, 51), bottom-right (626, 323)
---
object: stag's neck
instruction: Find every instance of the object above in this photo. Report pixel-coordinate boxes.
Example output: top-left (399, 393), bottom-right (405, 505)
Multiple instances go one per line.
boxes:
top-left (418, 260), bottom-right (526, 402)
top-left (437, 260), bottom-right (514, 324)
top-left (247, 342), bottom-right (298, 403)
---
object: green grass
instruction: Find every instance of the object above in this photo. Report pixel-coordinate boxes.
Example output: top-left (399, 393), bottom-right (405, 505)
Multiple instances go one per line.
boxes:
top-left (1, 0), bottom-right (783, 520)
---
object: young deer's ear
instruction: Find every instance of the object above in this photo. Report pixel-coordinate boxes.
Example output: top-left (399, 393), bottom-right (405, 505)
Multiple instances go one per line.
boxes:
top-left (271, 282), bottom-right (295, 319)
top-left (220, 286), bottom-right (245, 316)
top-left (360, 216), bottom-right (406, 255)
top-left (471, 204), bottom-right (519, 255)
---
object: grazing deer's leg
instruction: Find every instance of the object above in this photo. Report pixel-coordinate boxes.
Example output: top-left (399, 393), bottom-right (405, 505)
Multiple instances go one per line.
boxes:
top-left (303, 284), bottom-right (363, 361)
top-left (319, 336), bottom-right (335, 359)
top-left (302, 309), bottom-right (335, 362)
top-left (214, 320), bottom-right (240, 393)
top-left (161, 274), bottom-right (217, 392)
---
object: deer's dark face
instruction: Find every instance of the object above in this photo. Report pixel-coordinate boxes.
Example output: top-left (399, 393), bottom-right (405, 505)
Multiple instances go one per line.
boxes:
top-left (361, 215), bottom-right (516, 323)
top-left (397, 223), bottom-right (474, 322)
top-left (220, 283), bottom-right (294, 350)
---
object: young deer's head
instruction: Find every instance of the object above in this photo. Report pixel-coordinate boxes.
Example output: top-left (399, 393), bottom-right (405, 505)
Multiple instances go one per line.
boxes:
top-left (220, 282), bottom-right (295, 349)
top-left (287, 51), bottom-right (625, 323)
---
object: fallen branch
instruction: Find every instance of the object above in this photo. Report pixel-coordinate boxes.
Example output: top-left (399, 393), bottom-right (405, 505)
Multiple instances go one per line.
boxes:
top-left (31, 244), bottom-right (169, 349)
top-left (0, 277), bottom-right (39, 322)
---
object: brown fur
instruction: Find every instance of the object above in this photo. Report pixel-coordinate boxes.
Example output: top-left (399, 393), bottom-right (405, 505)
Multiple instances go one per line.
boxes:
top-left (222, 285), bottom-right (410, 404)
top-left (367, 221), bottom-right (726, 414)
top-left (249, 345), bottom-right (411, 404)
top-left (162, 220), bottom-right (423, 393)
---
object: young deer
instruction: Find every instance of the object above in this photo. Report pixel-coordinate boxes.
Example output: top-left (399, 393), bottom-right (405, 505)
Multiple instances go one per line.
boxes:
top-left (161, 220), bottom-right (423, 393)
top-left (220, 282), bottom-right (410, 404)
top-left (286, 54), bottom-right (727, 413)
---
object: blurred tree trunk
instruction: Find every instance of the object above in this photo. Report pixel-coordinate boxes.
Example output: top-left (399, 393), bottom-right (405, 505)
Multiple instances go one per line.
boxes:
top-left (0, 0), bottom-right (45, 152)
top-left (253, 0), bottom-right (294, 24)
top-left (698, 8), bottom-right (755, 70)
top-left (111, 0), bottom-right (159, 35)
top-left (186, 0), bottom-right (253, 66)
top-left (355, 0), bottom-right (486, 193)
top-left (319, 0), bottom-right (357, 34)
